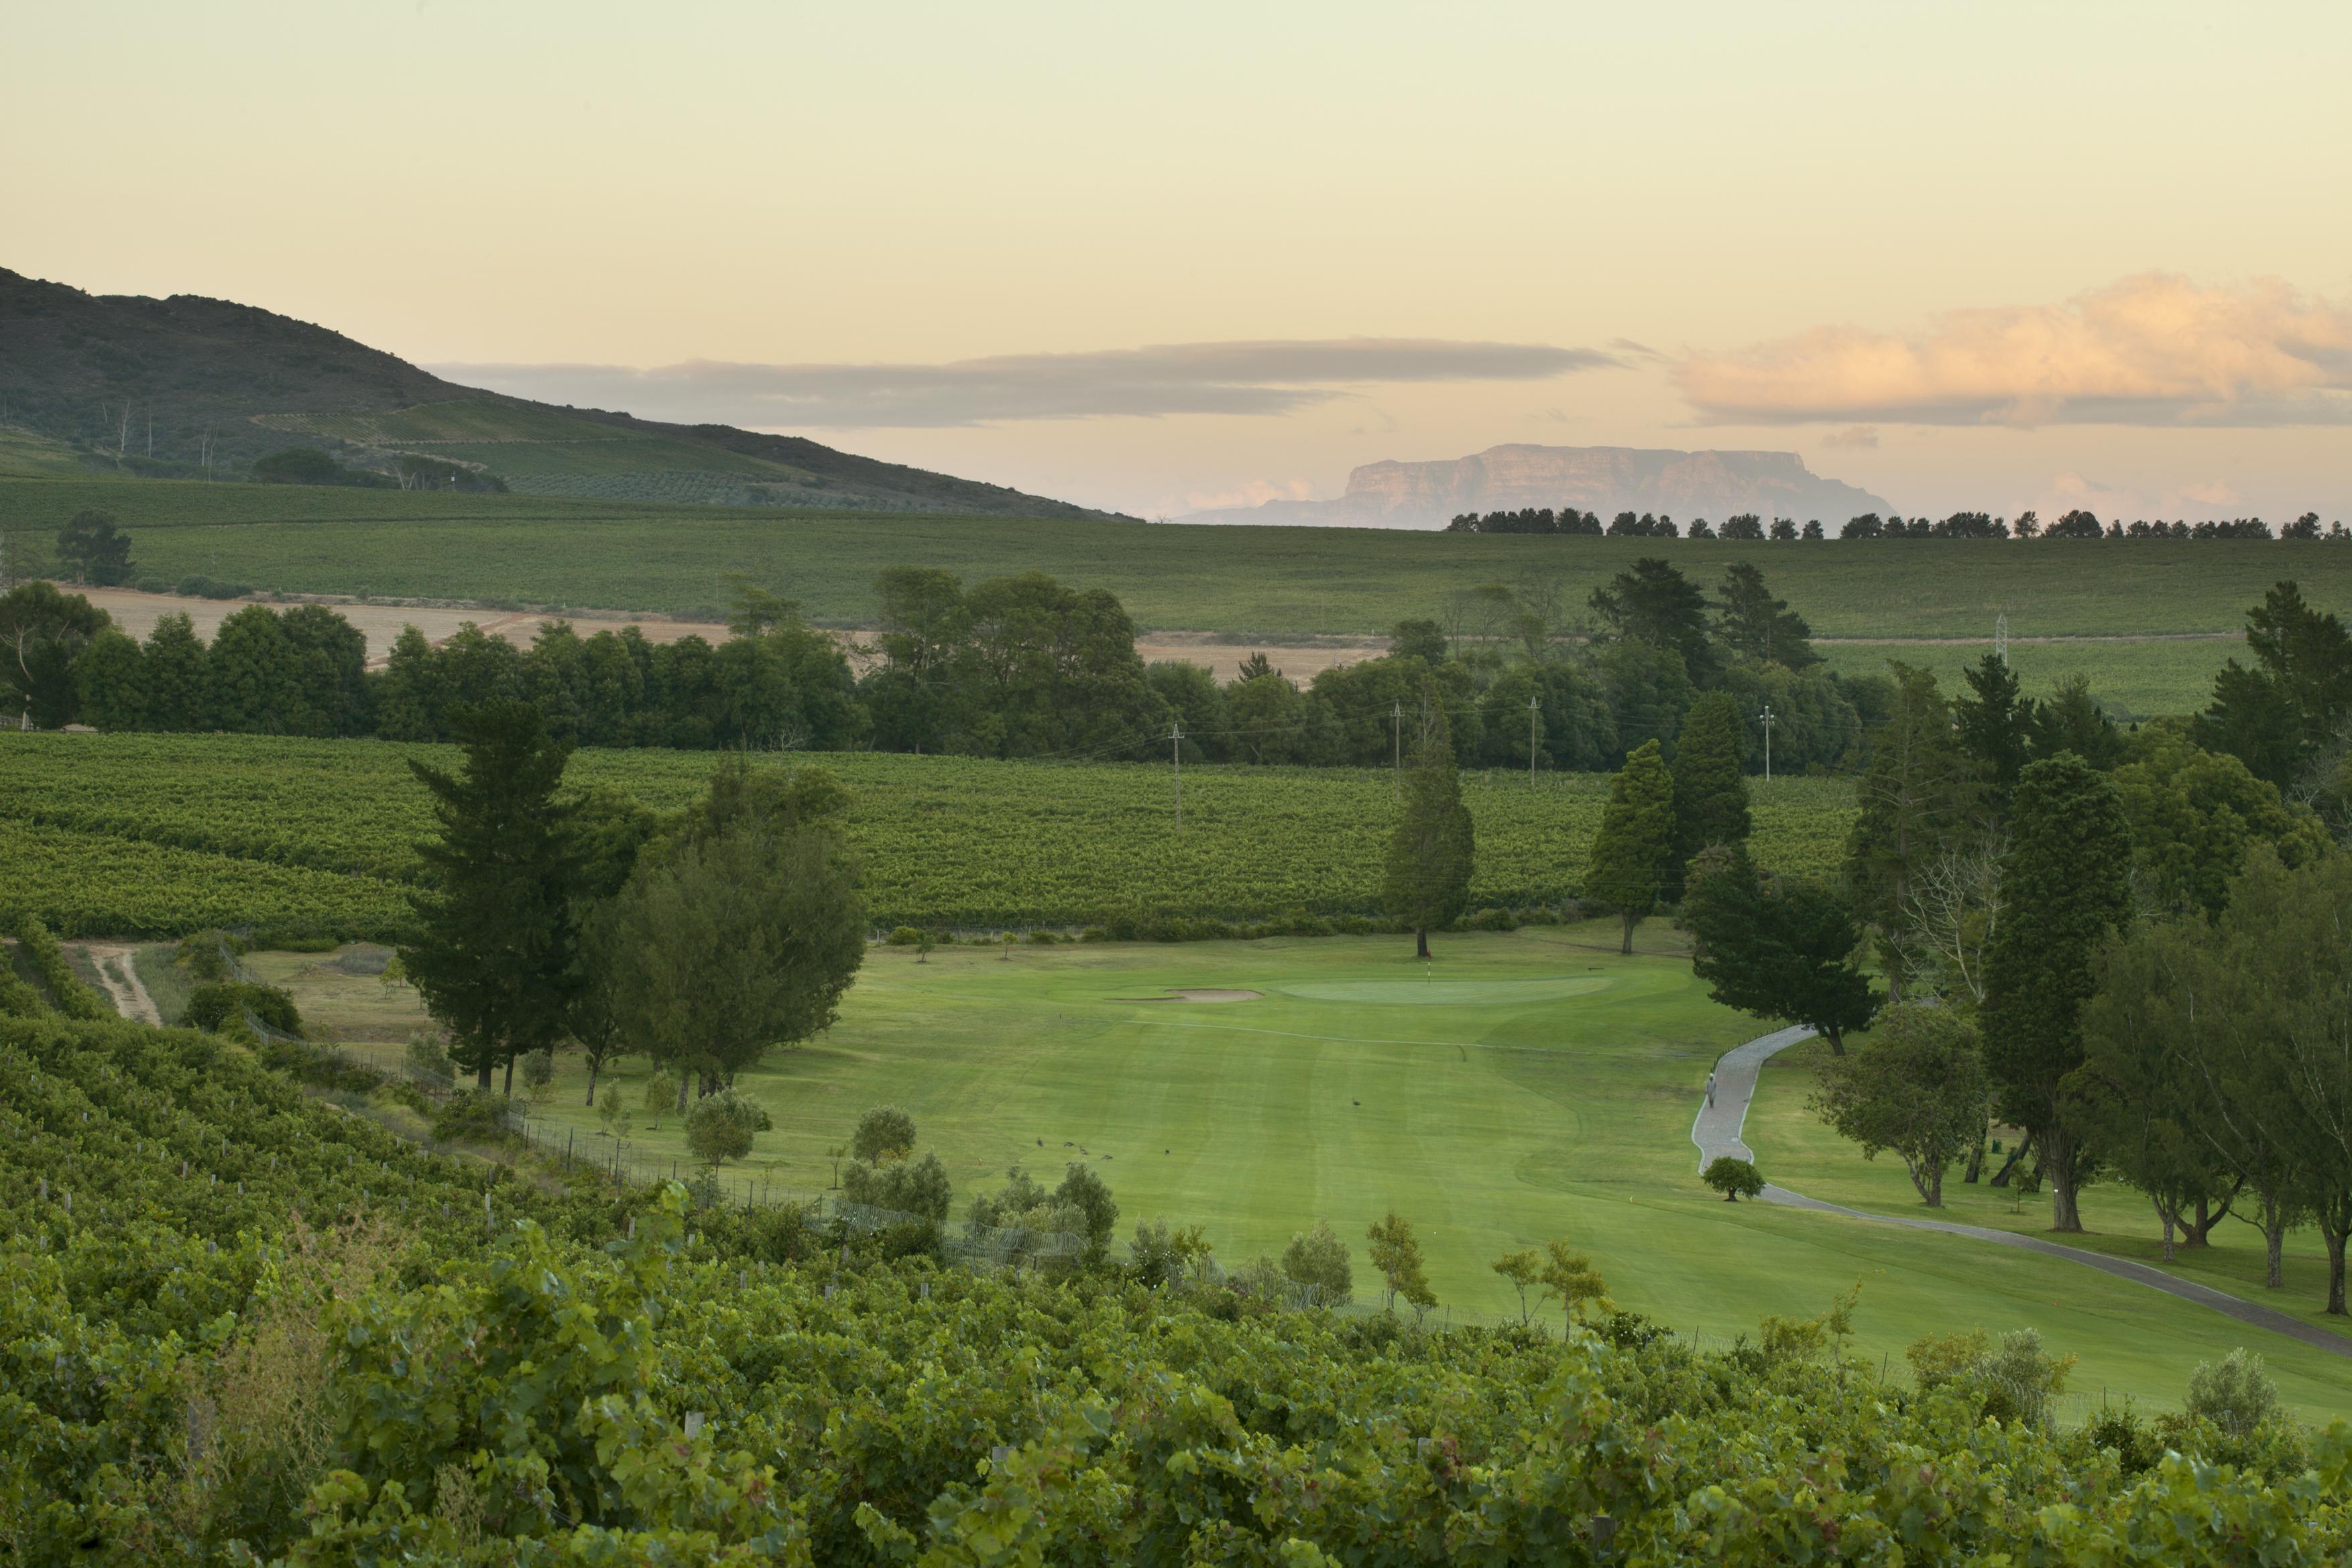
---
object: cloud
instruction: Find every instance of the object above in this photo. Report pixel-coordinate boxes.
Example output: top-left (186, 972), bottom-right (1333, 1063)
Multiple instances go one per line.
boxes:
top-left (1675, 274), bottom-right (2352, 428)
top-left (2178, 478), bottom-right (2240, 507)
top-left (1821, 424), bottom-right (1879, 448)
top-left (434, 338), bottom-right (1621, 428)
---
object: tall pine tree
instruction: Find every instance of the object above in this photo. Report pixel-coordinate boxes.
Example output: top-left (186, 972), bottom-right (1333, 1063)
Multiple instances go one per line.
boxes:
top-left (1844, 662), bottom-right (1977, 1000)
top-left (1671, 692), bottom-right (1751, 876)
top-left (401, 699), bottom-right (585, 1091)
top-left (1585, 739), bottom-right (1675, 954)
top-left (1383, 685), bottom-right (1474, 959)
top-left (1981, 752), bottom-right (2133, 1233)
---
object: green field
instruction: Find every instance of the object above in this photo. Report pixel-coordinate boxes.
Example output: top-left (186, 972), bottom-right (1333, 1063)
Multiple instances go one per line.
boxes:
top-left (302, 928), bottom-right (2351, 1419)
top-left (3, 477), bottom-right (2341, 650)
top-left (1814, 636), bottom-right (2245, 722)
top-left (0, 732), bottom-right (1857, 937)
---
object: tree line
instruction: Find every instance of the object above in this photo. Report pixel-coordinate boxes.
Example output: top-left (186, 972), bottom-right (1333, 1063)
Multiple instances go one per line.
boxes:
top-left (1447, 505), bottom-right (2345, 541)
top-left (1566, 579), bottom-right (2352, 1317)
top-left (5, 556), bottom-right (1873, 776)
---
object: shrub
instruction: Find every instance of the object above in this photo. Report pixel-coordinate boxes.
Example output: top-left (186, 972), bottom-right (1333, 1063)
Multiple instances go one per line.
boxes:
top-left (2184, 1348), bottom-right (2282, 1439)
top-left (521, 1046), bottom-right (556, 1102)
top-left (1026, 929), bottom-right (1061, 945)
top-left (184, 981), bottom-right (303, 1038)
top-left (431, 1088), bottom-right (517, 1145)
top-left (1702, 1155), bottom-right (1764, 1201)
top-left (403, 1034), bottom-right (455, 1088)
top-left (884, 926), bottom-right (925, 947)
top-left (841, 1151), bottom-right (954, 1222)
top-left (1279, 1219), bottom-right (1353, 1307)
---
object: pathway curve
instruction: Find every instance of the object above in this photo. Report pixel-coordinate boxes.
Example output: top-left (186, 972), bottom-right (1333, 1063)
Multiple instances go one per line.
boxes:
top-left (1692, 1028), bottom-right (2352, 1361)
top-left (81, 943), bottom-right (162, 1026)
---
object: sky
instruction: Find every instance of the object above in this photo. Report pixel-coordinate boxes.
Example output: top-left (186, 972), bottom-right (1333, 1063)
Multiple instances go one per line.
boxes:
top-left (8, 1), bottom-right (2351, 522)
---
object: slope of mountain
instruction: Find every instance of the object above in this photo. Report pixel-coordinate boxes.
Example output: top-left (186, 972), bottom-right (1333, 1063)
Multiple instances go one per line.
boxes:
top-left (0, 267), bottom-right (1126, 519)
top-left (1183, 443), bottom-right (1893, 528)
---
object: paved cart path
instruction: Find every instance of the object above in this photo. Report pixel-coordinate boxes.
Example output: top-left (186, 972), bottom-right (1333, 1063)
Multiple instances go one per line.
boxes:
top-left (1691, 1027), bottom-right (2352, 1360)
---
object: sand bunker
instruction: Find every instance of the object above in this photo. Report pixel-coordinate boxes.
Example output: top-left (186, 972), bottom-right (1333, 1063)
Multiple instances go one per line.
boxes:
top-left (1115, 988), bottom-right (1264, 1004)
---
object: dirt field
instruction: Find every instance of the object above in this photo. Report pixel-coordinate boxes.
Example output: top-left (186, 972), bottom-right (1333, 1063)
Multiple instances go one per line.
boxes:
top-left (62, 583), bottom-right (1386, 680)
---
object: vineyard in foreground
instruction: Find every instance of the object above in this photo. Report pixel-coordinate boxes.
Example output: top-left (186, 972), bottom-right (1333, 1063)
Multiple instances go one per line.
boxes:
top-left (0, 733), bottom-right (1857, 939)
top-left (5, 1009), bottom-right (2347, 1565)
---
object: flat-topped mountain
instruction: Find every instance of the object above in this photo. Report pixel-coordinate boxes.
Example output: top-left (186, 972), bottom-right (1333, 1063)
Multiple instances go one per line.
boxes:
top-left (1184, 443), bottom-right (1892, 528)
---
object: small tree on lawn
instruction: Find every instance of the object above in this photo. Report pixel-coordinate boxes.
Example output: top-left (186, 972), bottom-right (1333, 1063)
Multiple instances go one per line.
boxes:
top-left (1366, 1209), bottom-right (1436, 1321)
top-left (685, 1089), bottom-right (772, 1169)
top-left (1808, 1002), bottom-right (1991, 1207)
top-left (1383, 685), bottom-right (1475, 959)
top-left (1537, 1237), bottom-right (1613, 1334)
top-left (1704, 1155), bottom-right (1765, 1201)
top-left (1491, 1246), bottom-right (1543, 1325)
top-left (851, 1105), bottom-right (918, 1164)
top-left (642, 1070), bottom-right (679, 1129)
top-left (1585, 740), bottom-right (1675, 953)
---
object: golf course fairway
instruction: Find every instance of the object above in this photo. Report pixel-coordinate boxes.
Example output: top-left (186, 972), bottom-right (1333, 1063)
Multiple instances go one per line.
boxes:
top-left (516, 924), bottom-right (2352, 1419)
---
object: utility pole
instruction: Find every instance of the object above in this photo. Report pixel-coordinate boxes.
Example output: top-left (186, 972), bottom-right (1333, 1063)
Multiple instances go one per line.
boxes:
top-left (1391, 699), bottom-right (1403, 796)
top-left (1995, 612), bottom-right (2008, 666)
top-left (1527, 692), bottom-right (1540, 786)
top-left (1171, 717), bottom-right (1183, 831)
top-left (1757, 704), bottom-right (1775, 783)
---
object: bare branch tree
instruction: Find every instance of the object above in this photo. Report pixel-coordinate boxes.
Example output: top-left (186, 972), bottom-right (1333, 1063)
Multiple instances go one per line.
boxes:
top-left (1899, 839), bottom-right (2003, 1006)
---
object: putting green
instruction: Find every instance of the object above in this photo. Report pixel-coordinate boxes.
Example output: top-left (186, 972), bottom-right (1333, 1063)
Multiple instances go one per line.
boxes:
top-left (1272, 977), bottom-right (1613, 1006)
top-left (525, 925), bottom-right (2352, 1420)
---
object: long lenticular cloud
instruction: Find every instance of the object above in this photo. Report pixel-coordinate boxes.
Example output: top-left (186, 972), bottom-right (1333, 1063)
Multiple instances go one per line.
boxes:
top-left (435, 338), bottom-right (1621, 428)
top-left (1674, 273), bottom-right (2352, 428)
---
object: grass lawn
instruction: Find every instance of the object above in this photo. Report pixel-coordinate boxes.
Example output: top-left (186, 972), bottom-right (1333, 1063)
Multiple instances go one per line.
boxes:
top-left (280, 926), bottom-right (2352, 1420)
top-left (1747, 1038), bottom-right (2351, 1341)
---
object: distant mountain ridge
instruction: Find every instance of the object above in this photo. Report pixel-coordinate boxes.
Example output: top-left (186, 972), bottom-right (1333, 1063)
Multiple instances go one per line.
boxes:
top-left (0, 267), bottom-right (1128, 519)
top-left (1184, 443), bottom-right (1893, 528)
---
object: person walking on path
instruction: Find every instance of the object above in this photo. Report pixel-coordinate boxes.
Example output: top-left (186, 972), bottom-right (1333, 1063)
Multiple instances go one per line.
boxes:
top-left (1705, 1071), bottom-right (1716, 1107)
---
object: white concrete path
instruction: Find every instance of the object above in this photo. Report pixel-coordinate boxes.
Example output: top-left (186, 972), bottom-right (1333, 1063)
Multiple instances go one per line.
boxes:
top-left (1693, 1028), bottom-right (2352, 1360)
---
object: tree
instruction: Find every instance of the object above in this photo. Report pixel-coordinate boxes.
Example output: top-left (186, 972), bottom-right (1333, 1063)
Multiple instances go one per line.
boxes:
top-left (1584, 739), bottom-right (1675, 954)
top-left (400, 699), bottom-right (586, 1091)
top-left (1, 581), bottom-right (108, 728)
top-left (1671, 692), bottom-right (1751, 871)
top-left (851, 1105), bottom-right (918, 1164)
top-left (1981, 753), bottom-right (2133, 1232)
top-left (2027, 674), bottom-right (2122, 771)
top-left (1844, 663), bottom-right (1977, 998)
top-left (204, 605), bottom-right (303, 734)
top-left (1952, 653), bottom-right (2032, 815)
top-left (1684, 853), bottom-right (1877, 1054)
top-left (55, 509), bottom-right (134, 587)
top-left (141, 612), bottom-right (207, 731)
top-left (72, 628), bottom-right (145, 730)
top-left (2079, 924), bottom-right (2247, 1262)
top-left (1712, 562), bottom-right (1818, 668)
top-left (1490, 1247), bottom-right (1542, 1325)
top-left (2111, 725), bottom-right (2328, 918)
top-left (1388, 617), bottom-right (1449, 664)
top-left (1590, 558), bottom-right (1719, 686)
top-left (684, 1089), bottom-right (773, 1168)
top-left (1365, 1209), bottom-right (1435, 1319)
top-left (1536, 1237), bottom-right (1612, 1333)
top-left (1382, 686), bottom-right (1474, 959)
top-left (1703, 1156), bottom-right (1765, 1201)
top-left (1279, 1220), bottom-right (1353, 1307)
top-left (375, 625), bottom-right (444, 741)
top-left (1808, 1004), bottom-right (1991, 1207)
top-left (2196, 581), bottom-right (2352, 790)
top-left (565, 788), bottom-right (660, 1105)
top-left (602, 784), bottom-right (864, 1109)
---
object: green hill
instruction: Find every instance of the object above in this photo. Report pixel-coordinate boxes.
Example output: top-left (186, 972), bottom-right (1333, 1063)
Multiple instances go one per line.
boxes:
top-left (0, 266), bottom-right (1125, 518)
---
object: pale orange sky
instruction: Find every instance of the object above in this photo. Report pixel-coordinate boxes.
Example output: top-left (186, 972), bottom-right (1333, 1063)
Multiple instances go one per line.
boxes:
top-left (9, 2), bottom-right (2350, 520)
